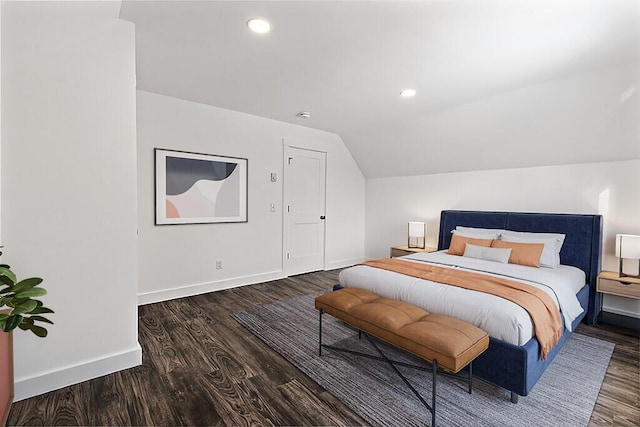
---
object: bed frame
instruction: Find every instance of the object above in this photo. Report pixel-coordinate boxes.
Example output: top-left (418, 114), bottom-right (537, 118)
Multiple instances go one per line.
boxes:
top-left (437, 210), bottom-right (603, 401)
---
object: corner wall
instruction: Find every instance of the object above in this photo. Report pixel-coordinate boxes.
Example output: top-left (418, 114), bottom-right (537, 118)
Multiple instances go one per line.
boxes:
top-left (1, 1), bottom-right (140, 399)
top-left (137, 90), bottom-right (365, 304)
top-left (366, 160), bottom-right (640, 317)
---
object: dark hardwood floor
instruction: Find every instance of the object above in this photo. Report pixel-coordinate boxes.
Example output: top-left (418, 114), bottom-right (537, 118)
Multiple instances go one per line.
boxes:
top-left (7, 270), bottom-right (640, 426)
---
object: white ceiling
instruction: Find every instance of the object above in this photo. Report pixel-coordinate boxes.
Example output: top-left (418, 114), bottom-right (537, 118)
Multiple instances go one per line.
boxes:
top-left (120, 0), bottom-right (640, 178)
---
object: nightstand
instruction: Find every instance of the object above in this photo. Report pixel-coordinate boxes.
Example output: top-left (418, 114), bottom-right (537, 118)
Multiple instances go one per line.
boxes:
top-left (390, 245), bottom-right (437, 258)
top-left (596, 271), bottom-right (640, 331)
top-left (597, 271), bottom-right (640, 300)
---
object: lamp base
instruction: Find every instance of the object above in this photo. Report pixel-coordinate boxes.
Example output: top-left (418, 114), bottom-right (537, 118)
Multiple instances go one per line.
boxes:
top-left (408, 237), bottom-right (425, 249)
top-left (619, 259), bottom-right (640, 279)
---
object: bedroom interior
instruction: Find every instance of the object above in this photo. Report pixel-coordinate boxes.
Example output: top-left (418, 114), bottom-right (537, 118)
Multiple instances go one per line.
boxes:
top-left (1, 0), bottom-right (639, 426)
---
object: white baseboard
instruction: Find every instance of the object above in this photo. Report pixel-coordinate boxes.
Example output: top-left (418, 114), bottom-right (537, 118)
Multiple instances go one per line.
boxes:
top-left (324, 257), bottom-right (366, 271)
top-left (138, 270), bottom-right (286, 306)
top-left (602, 306), bottom-right (640, 319)
top-left (14, 343), bottom-right (142, 401)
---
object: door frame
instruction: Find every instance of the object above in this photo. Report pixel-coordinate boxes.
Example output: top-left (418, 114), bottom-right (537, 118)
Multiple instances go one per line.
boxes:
top-left (282, 142), bottom-right (327, 276)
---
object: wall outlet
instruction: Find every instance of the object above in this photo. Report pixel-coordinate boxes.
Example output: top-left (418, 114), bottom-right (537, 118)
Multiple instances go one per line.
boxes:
top-left (216, 260), bottom-right (223, 270)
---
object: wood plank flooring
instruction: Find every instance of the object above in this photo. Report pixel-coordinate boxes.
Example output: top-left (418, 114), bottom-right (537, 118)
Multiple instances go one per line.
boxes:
top-left (7, 270), bottom-right (640, 426)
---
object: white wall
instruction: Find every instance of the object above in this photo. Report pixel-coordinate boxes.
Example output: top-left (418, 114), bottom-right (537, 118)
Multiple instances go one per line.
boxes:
top-left (366, 160), bottom-right (640, 317)
top-left (1, 1), bottom-right (140, 400)
top-left (137, 90), bottom-right (365, 304)
top-left (0, 4), bottom-right (2, 245)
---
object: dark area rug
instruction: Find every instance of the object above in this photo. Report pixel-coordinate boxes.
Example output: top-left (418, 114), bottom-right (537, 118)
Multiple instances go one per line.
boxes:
top-left (232, 293), bottom-right (614, 427)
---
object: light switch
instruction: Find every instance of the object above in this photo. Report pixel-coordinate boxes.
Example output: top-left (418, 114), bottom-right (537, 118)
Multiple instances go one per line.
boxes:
top-left (270, 172), bottom-right (277, 182)
top-left (270, 203), bottom-right (276, 212)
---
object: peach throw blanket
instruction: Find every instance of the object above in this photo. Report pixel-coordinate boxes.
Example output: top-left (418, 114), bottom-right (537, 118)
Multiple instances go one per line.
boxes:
top-left (361, 258), bottom-right (562, 360)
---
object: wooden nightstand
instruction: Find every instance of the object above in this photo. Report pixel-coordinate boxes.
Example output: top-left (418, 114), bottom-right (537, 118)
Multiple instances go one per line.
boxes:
top-left (597, 271), bottom-right (640, 300)
top-left (390, 245), bottom-right (437, 258)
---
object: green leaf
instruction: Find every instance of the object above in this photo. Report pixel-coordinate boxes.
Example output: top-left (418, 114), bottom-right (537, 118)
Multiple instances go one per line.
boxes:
top-left (0, 267), bottom-right (16, 284)
top-left (0, 255), bottom-right (52, 337)
top-left (20, 317), bottom-right (34, 326)
top-left (12, 277), bottom-right (43, 294)
top-left (15, 288), bottom-right (47, 299)
top-left (29, 324), bottom-right (48, 337)
top-left (30, 306), bottom-right (54, 314)
top-left (7, 298), bottom-right (29, 308)
top-left (11, 300), bottom-right (38, 315)
top-left (2, 314), bottom-right (23, 332)
top-left (28, 315), bottom-right (54, 325)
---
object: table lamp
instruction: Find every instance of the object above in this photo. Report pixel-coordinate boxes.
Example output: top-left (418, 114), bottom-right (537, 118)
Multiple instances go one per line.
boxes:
top-left (615, 234), bottom-right (640, 278)
top-left (408, 222), bottom-right (426, 249)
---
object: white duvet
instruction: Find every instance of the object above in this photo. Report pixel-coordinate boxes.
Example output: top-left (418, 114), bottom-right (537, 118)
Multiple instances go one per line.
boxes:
top-left (338, 251), bottom-right (586, 345)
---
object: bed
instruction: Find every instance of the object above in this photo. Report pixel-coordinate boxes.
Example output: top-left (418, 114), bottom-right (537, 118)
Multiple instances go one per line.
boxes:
top-left (338, 210), bottom-right (603, 402)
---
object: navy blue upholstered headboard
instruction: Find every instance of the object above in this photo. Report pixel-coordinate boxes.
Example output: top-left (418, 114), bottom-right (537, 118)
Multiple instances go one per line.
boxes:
top-left (437, 210), bottom-right (603, 324)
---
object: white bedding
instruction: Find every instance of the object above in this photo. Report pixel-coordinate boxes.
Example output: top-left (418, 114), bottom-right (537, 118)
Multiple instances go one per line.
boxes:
top-left (338, 251), bottom-right (586, 345)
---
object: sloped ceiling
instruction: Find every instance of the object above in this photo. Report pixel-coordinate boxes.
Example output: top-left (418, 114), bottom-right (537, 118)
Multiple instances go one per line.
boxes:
top-left (120, 0), bottom-right (640, 178)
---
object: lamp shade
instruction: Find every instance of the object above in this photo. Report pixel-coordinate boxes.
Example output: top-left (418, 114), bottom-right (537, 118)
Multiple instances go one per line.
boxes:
top-left (408, 221), bottom-right (426, 249)
top-left (615, 234), bottom-right (640, 259)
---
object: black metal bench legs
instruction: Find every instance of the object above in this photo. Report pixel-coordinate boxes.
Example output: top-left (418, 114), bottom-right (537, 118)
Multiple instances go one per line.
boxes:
top-left (318, 309), bottom-right (477, 427)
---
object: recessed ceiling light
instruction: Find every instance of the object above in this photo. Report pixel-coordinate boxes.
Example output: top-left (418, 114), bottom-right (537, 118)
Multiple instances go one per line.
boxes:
top-left (247, 18), bottom-right (271, 34)
top-left (400, 88), bottom-right (417, 98)
top-left (296, 111), bottom-right (311, 119)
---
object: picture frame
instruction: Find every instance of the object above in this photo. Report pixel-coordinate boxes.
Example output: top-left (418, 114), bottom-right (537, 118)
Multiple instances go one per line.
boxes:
top-left (155, 148), bottom-right (248, 225)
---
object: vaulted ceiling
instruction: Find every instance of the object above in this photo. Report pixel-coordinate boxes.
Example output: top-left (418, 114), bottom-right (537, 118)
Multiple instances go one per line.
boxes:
top-left (120, 0), bottom-right (640, 178)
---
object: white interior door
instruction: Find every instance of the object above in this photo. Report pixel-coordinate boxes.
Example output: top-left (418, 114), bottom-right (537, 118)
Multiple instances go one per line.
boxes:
top-left (283, 146), bottom-right (326, 276)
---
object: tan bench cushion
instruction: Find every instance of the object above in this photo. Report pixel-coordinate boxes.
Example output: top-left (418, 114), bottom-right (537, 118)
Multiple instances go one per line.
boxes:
top-left (315, 287), bottom-right (489, 373)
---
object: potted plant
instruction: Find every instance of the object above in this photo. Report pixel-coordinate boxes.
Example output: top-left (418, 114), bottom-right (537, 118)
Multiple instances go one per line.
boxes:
top-left (0, 249), bottom-right (54, 425)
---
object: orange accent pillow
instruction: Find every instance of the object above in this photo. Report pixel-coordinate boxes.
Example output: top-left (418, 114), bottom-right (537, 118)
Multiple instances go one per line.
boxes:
top-left (447, 235), bottom-right (493, 256)
top-left (491, 240), bottom-right (544, 267)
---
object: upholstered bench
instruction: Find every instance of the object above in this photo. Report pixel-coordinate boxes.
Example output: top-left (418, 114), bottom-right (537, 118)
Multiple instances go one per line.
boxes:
top-left (315, 287), bottom-right (489, 426)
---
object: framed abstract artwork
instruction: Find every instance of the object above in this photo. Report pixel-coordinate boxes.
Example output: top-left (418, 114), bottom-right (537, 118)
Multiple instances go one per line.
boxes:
top-left (155, 148), bottom-right (248, 225)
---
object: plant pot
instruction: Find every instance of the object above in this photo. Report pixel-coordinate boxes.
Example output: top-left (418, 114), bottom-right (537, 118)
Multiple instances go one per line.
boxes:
top-left (0, 329), bottom-right (13, 426)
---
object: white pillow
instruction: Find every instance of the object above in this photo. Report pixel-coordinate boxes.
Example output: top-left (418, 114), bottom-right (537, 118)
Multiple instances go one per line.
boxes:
top-left (501, 230), bottom-right (566, 247)
top-left (463, 243), bottom-right (512, 264)
top-left (500, 232), bottom-right (565, 268)
top-left (456, 226), bottom-right (505, 237)
top-left (452, 229), bottom-right (501, 240)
